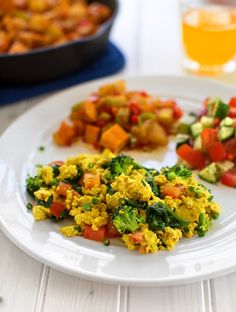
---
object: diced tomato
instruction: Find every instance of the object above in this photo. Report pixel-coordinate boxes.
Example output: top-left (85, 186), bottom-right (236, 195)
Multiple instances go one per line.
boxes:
top-left (173, 104), bottom-right (183, 119)
top-left (129, 232), bottom-right (144, 244)
top-left (221, 169), bottom-right (236, 187)
top-left (161, 184), bottom-right (182, 199)
top-left (129, 102), bottom-right (140, 115)
top-left (229, 97), bottom-right (236, 108)
top-left (177, 144), bottom-right (206, 169)
top-left (201, 128), bottom-right (218, 150)
top-left (53, 122), bottom-right (76, 146)
top-left (96, 119), bottom-right (106, 127)
top-left (208, 142), bottom-right (226, 162)
top-left (213, 118), bottom-right (221, 126)
top-left (83, 173), bottom-right (100, 189)
top-left (83, 225), bottom-right (106, 242)
top-left (224, 138), bottom-right (236, 157)
top-left (50, 201), bottom-right (66, 218)
top-left (106, 222), bottom-right (121, 238)
top-left (131, 114), bottom-right (139, 124)
top-left (56, 183), bottom-right (72, 197)
top-left (229, 107), bottom-right (236, 118)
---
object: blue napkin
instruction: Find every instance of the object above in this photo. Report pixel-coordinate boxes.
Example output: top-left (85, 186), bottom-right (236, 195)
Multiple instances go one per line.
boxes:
top-left (0, 42), bottom-right (125, 106)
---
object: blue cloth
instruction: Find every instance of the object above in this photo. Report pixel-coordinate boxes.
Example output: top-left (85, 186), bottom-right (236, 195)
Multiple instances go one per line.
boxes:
top-left (0, 42), bottom-right (125, 106)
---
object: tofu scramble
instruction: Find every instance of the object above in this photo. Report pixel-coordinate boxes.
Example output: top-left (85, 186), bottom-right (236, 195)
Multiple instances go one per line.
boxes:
top-left (26, 150), bottom-right (220, 254)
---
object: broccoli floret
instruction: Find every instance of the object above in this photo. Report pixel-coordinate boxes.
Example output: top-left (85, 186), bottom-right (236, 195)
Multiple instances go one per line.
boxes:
top-left (197, 213), bottom-right (211, 237)
top-left (112, 204), bottom-right (145, 234)
top-left (105, 155), bottom-right (134, 178)
top-left (37, 195), bottom-right (53, 208)
top-left (145, 176), bottom-right (159, 196)
top-left (104, 154), bottom-right (159, 180)
top-left (162, 165), bottom-right (192, 181)
top-left (26, 176), bottom-right (44, 197)
top-left (146, 202), bottom-right (189, 231)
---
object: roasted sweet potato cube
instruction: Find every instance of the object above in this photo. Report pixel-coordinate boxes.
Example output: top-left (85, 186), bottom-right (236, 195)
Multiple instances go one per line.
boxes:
top-left (53, 121), bottom-right (76, 146)
top-left (100, 124), bottom-right (129, 152)
top-left (84, 124), bottom-right (100, 144)
top-left (80, 101), bottom-right (97, 122)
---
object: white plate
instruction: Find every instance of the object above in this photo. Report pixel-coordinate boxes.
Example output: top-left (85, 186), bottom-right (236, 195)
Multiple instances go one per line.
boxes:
top-left (0, 75), bottom-right (236, 286)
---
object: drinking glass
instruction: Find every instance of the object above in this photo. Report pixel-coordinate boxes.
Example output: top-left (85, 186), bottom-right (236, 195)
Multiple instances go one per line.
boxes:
top-left (180, 0), bottom-right (236, 75)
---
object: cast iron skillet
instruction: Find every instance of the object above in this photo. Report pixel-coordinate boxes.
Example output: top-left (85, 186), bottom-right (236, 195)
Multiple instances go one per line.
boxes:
top-left (0, 0), bottom-right (118, 84)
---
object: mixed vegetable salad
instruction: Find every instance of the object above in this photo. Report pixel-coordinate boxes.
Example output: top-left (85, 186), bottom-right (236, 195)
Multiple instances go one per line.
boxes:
top-left (0, 0), bottom-right (111, 54)
top-left (26, 151), bottom-right (220, 254)
top-left (176, 97), bottom-right (236, 188)
top-left (53, 80), bottom-right (183, 152)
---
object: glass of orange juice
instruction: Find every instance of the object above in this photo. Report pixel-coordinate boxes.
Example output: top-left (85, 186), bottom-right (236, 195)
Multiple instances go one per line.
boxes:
top-left (181, 0), bottom-right (236, 75)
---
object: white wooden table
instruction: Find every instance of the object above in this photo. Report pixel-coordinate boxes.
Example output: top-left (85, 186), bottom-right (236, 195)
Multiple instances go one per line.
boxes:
top-left (1, 1), bottom-right (236, 311)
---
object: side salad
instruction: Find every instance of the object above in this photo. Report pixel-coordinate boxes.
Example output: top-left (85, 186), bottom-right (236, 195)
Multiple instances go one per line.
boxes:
top-left (176, 97), bottom-right (236, 187)
top-left (26, 151), bottom-right (220, 254)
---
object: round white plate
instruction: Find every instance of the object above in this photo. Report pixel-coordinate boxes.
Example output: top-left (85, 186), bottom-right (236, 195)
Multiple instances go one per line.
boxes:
top-left (0, 75), bottom-right (236, 286)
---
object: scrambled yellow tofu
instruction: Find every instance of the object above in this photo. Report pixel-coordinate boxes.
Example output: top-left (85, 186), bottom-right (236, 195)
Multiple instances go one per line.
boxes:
top-left (26, 150), bottom-right (220, 254)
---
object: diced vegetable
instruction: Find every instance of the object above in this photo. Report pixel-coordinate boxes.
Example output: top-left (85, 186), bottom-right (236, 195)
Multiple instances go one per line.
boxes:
top-left (177, 113), bottom-right (197, 134)
top-left (177, 144), bottom-right (206, 169)
top-left (79, 101), bottom-right (97, 122)
top-left (200, 116), bottom-right (214, 128)
top-left (161, 184), bottom-right (181, 199)
top-left (190, 122), bottom-right (203, 138)
top-left (84, 124), bottom-right (100, 145)
top-left (193, 135), bottom-right (202, 150)
top-left (83, 173), bottom-right (100, 189)
top-left (208, 142), bottom-right (226, 162)
top-left (176, 134), bottom-right (191, 148)
top-left (229, 97), bottom-right (236, 108)
top-left (53, 121), bottom-right (75, 146)
top-left (50, 201), bottom-right (66, 218)
top-left (224, 138), bottom-right (236, 157)
top-left (221, 169), bottom-right (236, 187)
top-left (218, 126), bottom-right (234, 141)
top-left (201, 128), bottom-right (218, 150)
top-left (220, 117), bottom-right (234, 127)
top-left (198, 163), bottom-right (221, 184)
top-left (83, 225), bottom-right (107, 242)
top-left (156, 108), bottom-right (174, 126)
top-left (100, 124), bottom-right (129, 153)
top-left (56, 183), bottom-right (72, 197)
top-left (217, 160), bottom-right (234, 174)
top-left (207, 98), bottom-right (229, 119)
top-left (229, 107), bottom-right (236, 118)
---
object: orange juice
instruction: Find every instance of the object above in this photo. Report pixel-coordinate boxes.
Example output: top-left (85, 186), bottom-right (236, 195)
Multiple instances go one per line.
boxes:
top-left (182, 6), bottom-right (236, 68)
